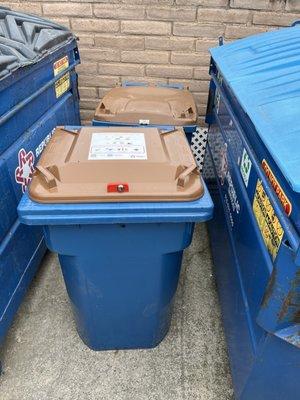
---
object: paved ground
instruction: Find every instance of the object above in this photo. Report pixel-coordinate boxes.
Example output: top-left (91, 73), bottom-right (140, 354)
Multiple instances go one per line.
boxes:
top-left (0, 224), bottom-right (233, 400)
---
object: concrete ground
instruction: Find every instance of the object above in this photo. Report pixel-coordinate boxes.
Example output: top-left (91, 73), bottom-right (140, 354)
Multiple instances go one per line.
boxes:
top-left (0, 224), bottom-right (233, 400)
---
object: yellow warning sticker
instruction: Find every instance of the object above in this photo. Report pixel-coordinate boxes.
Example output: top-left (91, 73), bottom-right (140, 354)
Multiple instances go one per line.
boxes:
top-left (53, 55), bottom-right (69, 76)
top-left (55, 72), bottom-right (70, 98)
top-left (253, 179), bottom-right (284, 260)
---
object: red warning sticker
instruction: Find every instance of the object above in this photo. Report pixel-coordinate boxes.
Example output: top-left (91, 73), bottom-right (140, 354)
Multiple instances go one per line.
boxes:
top-left (15, 148), bottom-right (35, 193)
top-left (262, 159), bottom-right (292, 216)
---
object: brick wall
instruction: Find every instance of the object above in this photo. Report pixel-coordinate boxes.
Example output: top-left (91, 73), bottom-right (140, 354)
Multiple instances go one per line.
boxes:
top-left (2, 0), bottom-right (299, 124)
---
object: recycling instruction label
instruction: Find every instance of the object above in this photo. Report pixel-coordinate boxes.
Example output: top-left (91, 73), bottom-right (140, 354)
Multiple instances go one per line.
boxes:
top-left (253, 179), bottom-right (284, 260)
top-left (240, 148), bottom-right (252, 187)
top-left (55, 72), bottom-right (70, 98)
top-left (88, 133), bottom-right (147, 160)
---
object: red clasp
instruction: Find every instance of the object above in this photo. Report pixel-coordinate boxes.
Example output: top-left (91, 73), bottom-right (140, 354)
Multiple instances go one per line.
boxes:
top-left (107, 183), bottom-right (129, 193)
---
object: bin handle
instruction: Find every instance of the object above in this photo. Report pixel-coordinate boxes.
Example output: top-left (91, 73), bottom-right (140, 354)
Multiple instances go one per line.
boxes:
top-left (122, 81), bottom-right (184, 90)
top-left (211, 71), bottom-right (300, 254)
top-left (59, 127), bottom-right (80, 136)
top-left (159, 128), bottom-right (177, 135)
top-left (177, 165), bottom-right (199, 187)
top-left (35, 166), bottom-right (57, 189)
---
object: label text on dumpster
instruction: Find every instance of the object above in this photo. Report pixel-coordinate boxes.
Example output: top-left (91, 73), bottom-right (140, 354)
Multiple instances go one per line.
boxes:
top-left (88, 133), bottom-right (148, 160)
top-left (261, 159), bottom-right (292, 216)
top-left (240, 148), bottom-right (252, 187)
top-left (53, 56), bottom-right (69, 76)
top-left (35, 129), bottom-right (55, 158)
top-left (55, 72), bottom-right (70, 98)
top-left (253, 179), bottom-right (284, 260)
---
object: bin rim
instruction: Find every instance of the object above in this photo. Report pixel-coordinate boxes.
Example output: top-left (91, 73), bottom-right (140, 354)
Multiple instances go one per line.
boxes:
top-left (18, 179), bottom-right (213, 225)
top-left (91, 119), bottom-right (198, 130)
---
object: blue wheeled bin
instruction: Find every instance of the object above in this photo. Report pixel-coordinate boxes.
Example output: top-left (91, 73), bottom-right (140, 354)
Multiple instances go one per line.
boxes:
top-left (0, 7), bottom-right (80, 345)
top-left (204, 25), bottom-right (300, 399)
top-left (18, 125), bottom-right (213, 350)
top-left (92, 81), bottom-right (198, 143)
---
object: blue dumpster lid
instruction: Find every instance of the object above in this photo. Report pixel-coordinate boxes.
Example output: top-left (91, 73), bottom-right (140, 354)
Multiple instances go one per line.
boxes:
top-left (0, 7), bottom-right (75, 80)
top-left (210, 25), bottom-right (300, 192)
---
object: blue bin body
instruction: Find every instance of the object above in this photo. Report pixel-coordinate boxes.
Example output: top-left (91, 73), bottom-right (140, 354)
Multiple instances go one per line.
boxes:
top-left (205, 26), bottom-right (300, 399)
top-left (18, 170), bottom-right (213, 350)
top-left (92, 82), bottom-right (198, 143)
top-left (0, 11), bottom-right (81, 343)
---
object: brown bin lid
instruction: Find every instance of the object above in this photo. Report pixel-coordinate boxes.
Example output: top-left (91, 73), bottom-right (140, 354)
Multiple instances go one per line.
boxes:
top-left (94, 86), bottom-right (197, 126)
top-left (29, 126), bottom-right (204, 203)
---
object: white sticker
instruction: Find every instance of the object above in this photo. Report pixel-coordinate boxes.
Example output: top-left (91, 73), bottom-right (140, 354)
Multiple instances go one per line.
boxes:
top-left (240, 148), bottom-right (252, 187)
top-left (88, 133), bottom-right (147, 160)
top-left (139, 119), bottom-right (150, 125)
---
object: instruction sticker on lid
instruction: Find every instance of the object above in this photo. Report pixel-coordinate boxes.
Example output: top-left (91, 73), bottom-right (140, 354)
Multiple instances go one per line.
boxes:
top-left (88, 133), bottom-right (147, 160)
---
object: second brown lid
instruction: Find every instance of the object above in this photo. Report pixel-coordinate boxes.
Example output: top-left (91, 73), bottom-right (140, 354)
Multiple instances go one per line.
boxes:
top-left (94, 86), bottom-right (197, 126)
top-left (29, 126), bottom-right (203, 203)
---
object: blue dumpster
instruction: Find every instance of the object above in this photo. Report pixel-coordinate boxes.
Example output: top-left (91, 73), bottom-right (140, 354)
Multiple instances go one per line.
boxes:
top-left (0, 8), bottom-right (80, 344)
top-left (92, 82), bottom-right (198, 143)
top-left (205, 25), bottom-right (300, 399)
top-left (18, 125), bottom-right (213, 350)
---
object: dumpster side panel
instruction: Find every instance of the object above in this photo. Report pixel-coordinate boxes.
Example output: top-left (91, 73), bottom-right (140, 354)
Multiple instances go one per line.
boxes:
top-left (0, 41), bottom-right (79, 155)
top-left (0, 82), bottom-right (79, 242)
top-left (206, 124), bottom-right (300, 399)
top-left (240, 334), bottom-right (300, 400)
top-left (207, 185), bottom-right (256, 398)
top-left (0, 222), bottom-right (45, 343)
top-left (206, 56), bottom-right (300, 399)
top-left (0, 70), bottom-right (80, 343)
top-left (220, 76), bottom-right (300, 234)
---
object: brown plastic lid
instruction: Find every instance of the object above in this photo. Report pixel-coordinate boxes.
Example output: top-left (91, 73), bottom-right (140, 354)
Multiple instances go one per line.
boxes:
top-left (94, 86), bottom-right (197, 126)
top-left (29, 126), bottom-right (204, 203)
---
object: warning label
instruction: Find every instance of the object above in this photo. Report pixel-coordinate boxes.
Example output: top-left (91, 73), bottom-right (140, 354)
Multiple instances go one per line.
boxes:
top-left (53, 56), bottom-right (69, 76)
top-left (55, 72), bottom-right (70, 98)
top-left (261, 159), bottom-right (292, 216)
top-left (88, 133), bottom-right (147, 160)
top-left (253, 179), bottom-right (284, 260)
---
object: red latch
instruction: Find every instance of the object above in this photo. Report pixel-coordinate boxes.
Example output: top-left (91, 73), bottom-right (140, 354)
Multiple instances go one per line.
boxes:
top-left (107, 183), bottom-right (129, 193)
